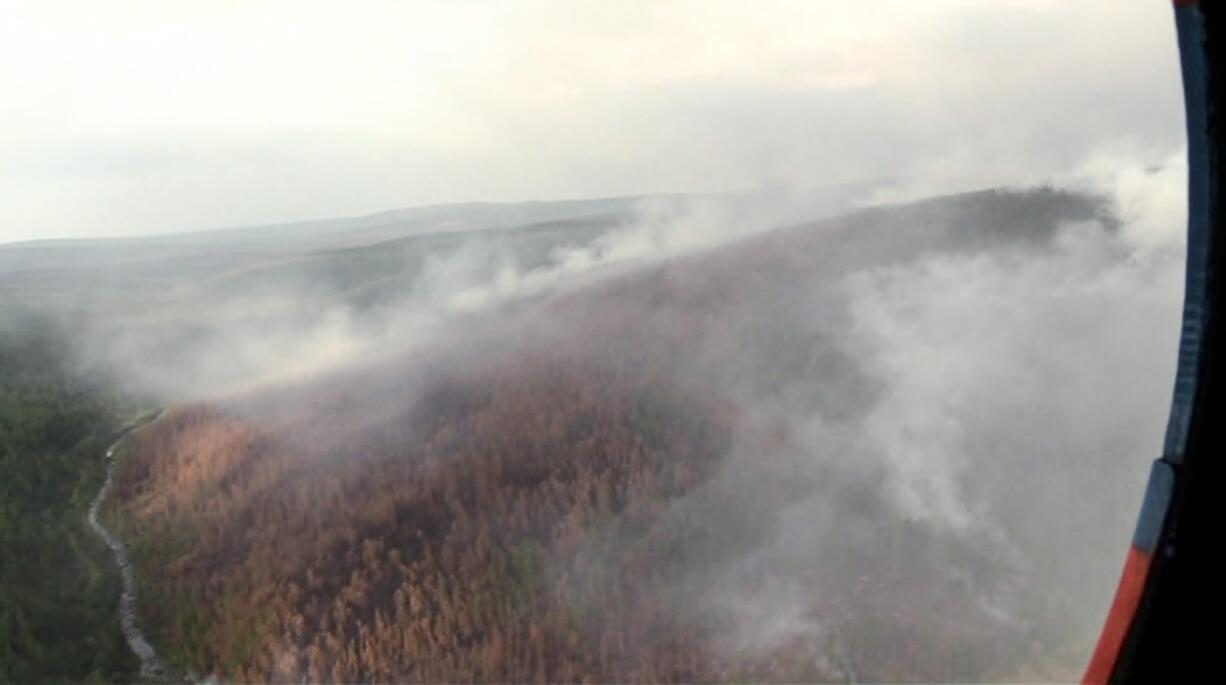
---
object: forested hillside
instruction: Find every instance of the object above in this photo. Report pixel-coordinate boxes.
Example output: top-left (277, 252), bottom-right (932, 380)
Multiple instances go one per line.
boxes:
top-left (0, 314), bottom-right (137, 683)
top-left (105, 189), bottom-right (1117, 682)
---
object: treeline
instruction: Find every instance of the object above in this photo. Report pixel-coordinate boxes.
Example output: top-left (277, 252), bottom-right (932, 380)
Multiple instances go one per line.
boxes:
top-left (0, 313), bottom-right (137, 683)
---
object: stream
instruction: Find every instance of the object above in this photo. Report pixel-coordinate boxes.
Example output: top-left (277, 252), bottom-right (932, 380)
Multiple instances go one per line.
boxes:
top-left (86, 416), bottom-right (174, 681)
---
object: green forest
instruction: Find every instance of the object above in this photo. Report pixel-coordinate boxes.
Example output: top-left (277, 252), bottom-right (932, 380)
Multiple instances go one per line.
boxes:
top-left (0, 314), bottom-right (138, 683)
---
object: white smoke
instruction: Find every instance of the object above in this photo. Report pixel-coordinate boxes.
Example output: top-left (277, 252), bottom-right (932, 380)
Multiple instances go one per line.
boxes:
top-left (845, 156), bottom-right (1184, 535)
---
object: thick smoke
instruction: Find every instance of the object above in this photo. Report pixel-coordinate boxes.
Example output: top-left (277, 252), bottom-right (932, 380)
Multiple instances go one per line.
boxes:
top-left (847, 156), bottom-right (1183, 536)
top-left (679, 157), bottom-right (1186, 676)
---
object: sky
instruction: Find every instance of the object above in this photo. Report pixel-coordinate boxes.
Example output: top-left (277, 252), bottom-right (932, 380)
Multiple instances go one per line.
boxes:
top-left (0, 0), bottom-right (1185, 243)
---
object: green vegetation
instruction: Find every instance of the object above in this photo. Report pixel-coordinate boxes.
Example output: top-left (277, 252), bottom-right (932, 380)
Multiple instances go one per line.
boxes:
top-left (0, 313), bottom-right (138, 684)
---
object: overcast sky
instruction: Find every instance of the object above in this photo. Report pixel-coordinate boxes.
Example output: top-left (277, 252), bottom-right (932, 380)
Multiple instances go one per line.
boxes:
top-left (0, 0), bottom-right (1184, 243)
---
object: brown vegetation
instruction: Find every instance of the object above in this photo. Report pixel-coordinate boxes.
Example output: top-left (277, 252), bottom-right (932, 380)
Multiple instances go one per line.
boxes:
top-left (106, 191), bottom-right (1098, 682)
top-left (111, 346), bottom-right (750, 681)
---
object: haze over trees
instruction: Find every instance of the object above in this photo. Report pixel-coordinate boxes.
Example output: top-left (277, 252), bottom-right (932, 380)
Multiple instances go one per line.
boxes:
top-left (90, 187), bottom-right (1164, 682)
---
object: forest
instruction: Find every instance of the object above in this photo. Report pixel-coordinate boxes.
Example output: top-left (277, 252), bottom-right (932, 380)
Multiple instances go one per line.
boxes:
top-left (104, 189), bottom-right (1107, 682)
top-left (0, 313), bottom-right (138, 683)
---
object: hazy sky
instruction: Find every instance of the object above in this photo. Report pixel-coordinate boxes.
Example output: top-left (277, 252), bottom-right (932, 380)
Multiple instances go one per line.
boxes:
top-left (0, 0), bottom-right (1184, 243)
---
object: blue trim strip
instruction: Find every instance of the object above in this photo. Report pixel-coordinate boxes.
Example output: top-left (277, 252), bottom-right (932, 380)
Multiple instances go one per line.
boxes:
top-left (1164, 4), bottom-right (1213, 463)
top-left (1132, 460), bottom-right (1176, 553)
top-left (1129, 3), bottom-right (1213, 555)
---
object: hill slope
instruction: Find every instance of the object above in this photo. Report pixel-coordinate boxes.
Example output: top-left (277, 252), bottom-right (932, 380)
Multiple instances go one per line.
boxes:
top-left (105, 188), bottom-right (1139, 681)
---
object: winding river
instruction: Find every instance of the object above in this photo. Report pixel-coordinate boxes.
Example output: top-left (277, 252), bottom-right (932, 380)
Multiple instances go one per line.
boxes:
top-left (86, 416), bottom-right (174, 681)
